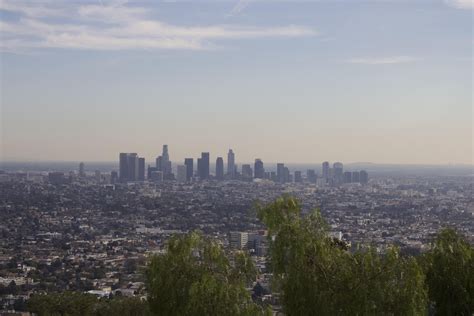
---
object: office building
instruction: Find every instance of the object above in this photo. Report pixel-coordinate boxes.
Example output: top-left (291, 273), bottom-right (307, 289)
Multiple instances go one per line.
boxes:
top-left (138, 157), bottom-right (145, 181)
top-left (155, 156), bottom-right (162, 170)
top-left (242, 164), bottom-right (253, 179)
top-left (216, 157), bottom-right (224, 180)
top-left (229, 232), bottom-right (249, 249)
top-left (322, 161), bottom-right (330, 180)
top-left (284, 167), bottom-right (291, 183)
top-left (277, 163), bottom-right (285, 183)
top-left (177, 165), bottom-right (187, 182)
top-left (127, 153), bottom-right (139, 181)
top-left (198, 152), bottom-right (210, 180)
top-left (344, 171), bottom-right (352, 183)
top-left (119, 153), bottom-right (140, 182)
top-left (156, 145), bottom-right (173, 179)
top-left (184, 158), bottom-right (193, 181)
top-left (227, 149), bottom-right (235, 178)
top-left (119, 153), bottom-right (129, 182)
top-left (254, 159), bottom-right (265, 179)
top-left (307, 169), bottom-right (317, 183)
top-left (352, 171), bottom-right (360, 183)
top-left (147, 166), bottom-right (158, 179)
top-left (333, 162), bottom-right (343, 184)
top-left (294, 171), bottom-right (302, 183)
top-left (360, 170), bottom-right (369, 184)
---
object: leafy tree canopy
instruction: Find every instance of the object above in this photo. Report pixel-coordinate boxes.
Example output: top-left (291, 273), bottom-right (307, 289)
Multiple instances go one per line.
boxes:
top-left (424, 228), bottom-right (474, 315)
top-left (146, 232), bottom-right (269, 316)
top-left (257, 195), bottom-right (428, 316)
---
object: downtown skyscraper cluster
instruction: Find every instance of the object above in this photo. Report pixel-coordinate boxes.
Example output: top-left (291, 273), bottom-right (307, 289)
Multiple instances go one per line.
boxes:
top-left (118, 146), bottom-right (369, 185)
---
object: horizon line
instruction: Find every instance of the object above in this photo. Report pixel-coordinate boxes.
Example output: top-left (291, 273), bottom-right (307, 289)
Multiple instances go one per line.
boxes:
top-left (1, 159), bottom-right (473, 167)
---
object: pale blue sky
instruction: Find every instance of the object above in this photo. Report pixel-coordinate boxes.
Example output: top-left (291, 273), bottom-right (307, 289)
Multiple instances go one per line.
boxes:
top-left (1, 0), bottom-right (472, 164)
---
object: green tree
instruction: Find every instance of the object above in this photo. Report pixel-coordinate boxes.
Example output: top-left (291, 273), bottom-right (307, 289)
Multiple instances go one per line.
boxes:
top-left (424, 228), bottom-right (474, 315)
top-left (27, 291), bottom-right (97, 316)
top-left (146, 232), bottom-right (268, 316)
top-left (93, 296), bottom-right (150, 316)
top-left (27, 292), bottom-right (149, 316)
top-left (257, 195), bottom-right (427, 315)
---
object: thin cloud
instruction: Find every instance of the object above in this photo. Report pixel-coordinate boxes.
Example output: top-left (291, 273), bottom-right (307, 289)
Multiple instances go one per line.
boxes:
top-left (0, 0), bottom-right (67, 17)
top-left (346, 56), bottom-right (420, 65)
top-left (445, 0), bottom-right (474, 9)
top-left (0, 0), bottom-right (316, 52)
top-left (228, 0), bottom-right (253, 17)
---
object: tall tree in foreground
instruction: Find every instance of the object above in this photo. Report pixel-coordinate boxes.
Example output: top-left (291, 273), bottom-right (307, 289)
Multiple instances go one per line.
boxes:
top-left (146, 232), bottom-right (268, 316)
top-left (27, 293), bottom-right (149, 316)
top-left (257, 195), bottom-right (427, 316)
top-left (424, 228), bottom-right (474, 315)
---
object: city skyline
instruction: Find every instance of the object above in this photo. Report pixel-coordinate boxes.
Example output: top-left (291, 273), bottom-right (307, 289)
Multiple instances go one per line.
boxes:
top-left (1, 0), bottom-right (472, 164)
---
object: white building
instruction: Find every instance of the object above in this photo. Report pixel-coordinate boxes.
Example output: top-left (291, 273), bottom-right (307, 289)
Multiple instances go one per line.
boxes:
top-left (229, 231), bottom-right (248, 249)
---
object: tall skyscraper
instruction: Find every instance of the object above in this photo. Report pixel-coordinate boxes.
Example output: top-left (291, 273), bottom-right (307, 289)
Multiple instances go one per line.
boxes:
top-left (119, 153), bottom-right (129, 182)
top-left (138, 157), bottom-right (145, 181)
top-left (216, 157), bottom-right (224, 180)
top-left (283, 166), bottom-right (291, 183)
top-left (184, 158), bottom-right (193, 181)
top-left (227, 149), bottom-right (235, 178)
top-left (322, 161), bottom-right (330, 180)
top-left (162, 145), bottom-right (171, 175)
top-left (360, 170), bottom-right (369, 184)
top-left (254, 159), bottom-right (265, 179)
top-left (333, 162), bottom-right (343, 184)
top-left (162, 145), bottom-right (169, 164)
top-left (277, 163), bottom-right (285, 183)
top-left (294, 171), bottom-right (302, 183)
top-left (307, 169), bottom-right (317, 183)
top-left (78, 162), bottom-right (85, 178)
top-left (352, 171), bottom-right (360, 183)
top-left (119, 153), bottom-right (142, 182)
top-left (197, 158), bottom-right (202, 179)
top-left (177, 165), bottom-right (187, 182)
top-left (127, 153), bottom-right (138, 181)
top-left (198, 152), bottom-right (210, 180)
top-left (156, 156), bottom-right (162, 170)
top-left (344, 171), bottom-right (352, 183)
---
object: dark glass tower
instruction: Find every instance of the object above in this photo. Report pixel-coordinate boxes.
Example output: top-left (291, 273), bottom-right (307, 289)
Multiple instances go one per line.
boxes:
top-left (199, 152), bottom-right (210, 180)
top-left (138, 157), bottom-right (145, 181)
top-left (216, 157), bottom-right (224, 180)
top-left (254, 159), bottom-right (264, 179)
top-left (184, 158), bottom-right (194, 181)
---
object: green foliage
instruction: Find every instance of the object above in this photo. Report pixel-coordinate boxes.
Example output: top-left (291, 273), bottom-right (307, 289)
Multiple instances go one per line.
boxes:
top-left (424, 228), bottom-right (474, 315)
top-left (27, 291), bottom-right (97, 316)
top-left (27, 292), bottom-right (149, 316)
top-left (146, 232), bottom-right (267, 316)
top-left (94, 296), bottom-right (150, 316)
top-left (258, 195), bottom-right (428, 316)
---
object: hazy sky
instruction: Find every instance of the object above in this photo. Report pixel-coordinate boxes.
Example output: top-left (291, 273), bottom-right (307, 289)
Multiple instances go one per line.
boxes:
top-left (1, 0), bottom-right (472, 164)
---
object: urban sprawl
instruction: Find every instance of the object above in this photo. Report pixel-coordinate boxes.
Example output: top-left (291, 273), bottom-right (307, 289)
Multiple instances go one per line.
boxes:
top-left (0, 145), bottom-right (472, 312)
